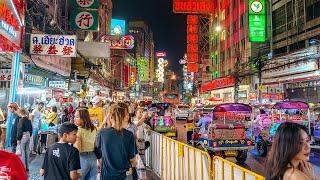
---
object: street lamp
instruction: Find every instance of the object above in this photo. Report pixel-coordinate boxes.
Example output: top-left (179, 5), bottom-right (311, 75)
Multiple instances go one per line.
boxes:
top-left (215, 25), bottom-right (222, 32)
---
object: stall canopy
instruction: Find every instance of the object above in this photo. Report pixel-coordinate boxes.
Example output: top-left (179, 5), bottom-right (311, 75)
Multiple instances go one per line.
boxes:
top-left (273, 101), bottom-right (309, 110)
top-left (214, 103), bottom-right (252, 112)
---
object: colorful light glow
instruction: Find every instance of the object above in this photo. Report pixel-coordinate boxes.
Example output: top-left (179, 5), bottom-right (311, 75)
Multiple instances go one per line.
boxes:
top-left (111, 18), bottom-right (126, 35)
top-left (173, 0), bottom-right (214, 14)
top-left (248, 0), bottom-right (266, 42)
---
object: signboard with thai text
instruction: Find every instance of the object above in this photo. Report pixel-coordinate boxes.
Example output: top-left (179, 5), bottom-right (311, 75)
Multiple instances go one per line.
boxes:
top-left (70, 9), bottom-right (99, 31)
top-left (0, 69), bottom-right (11, 81)
top-left (262, 59), bottom-right (318, 78)
top-left (100, 35), bottom-right (134, 49)
top-left (49, 81), bottom-right (67, 89)
top-left (0, 0), bottom-right (24, 52)
top-left (173, 0), bottom-right (214, 14)
top-left (248, 0), bottom-right (266, 42)
top-left (30, 34), bottom-right (77, 57)
top-left (24, 74), bottom-right (46, 87)
top-left (200, 76), bottom-right (235, 92)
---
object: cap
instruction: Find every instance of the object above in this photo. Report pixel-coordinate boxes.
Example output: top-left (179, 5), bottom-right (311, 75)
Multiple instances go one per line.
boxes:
top-left (58, 122), bottom-right (78, 136)
top-left (91, 96), bottom-right (102, 105)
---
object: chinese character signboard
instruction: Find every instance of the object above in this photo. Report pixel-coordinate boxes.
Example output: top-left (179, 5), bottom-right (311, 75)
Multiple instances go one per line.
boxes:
top-left (137, 57), bottom-right (148, 82)
top-left (187, 15), bottom-right (199, 73)
top-left (30, 34), bottom-right (77, 57)
top-left (0, 0), bottom-right (25, 52)
top-left (71, 0), bottom-right (99, 9)
top-left (173, 0), bottom-right (214, 14)
top-left (70, 9), bottom-right (99, 31)
top-left (248, 0), bottom-right (266, 42)
top-left (0, 69), bottom-right (11, 81)
top-left (100, 35), bottom-right (134, 49)
top-left (111, 19), bottom-right (126, 35)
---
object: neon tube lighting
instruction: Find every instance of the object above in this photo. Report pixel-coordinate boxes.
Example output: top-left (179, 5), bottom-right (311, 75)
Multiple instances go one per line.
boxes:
top-left (8, 0), bottom-right (23, 27)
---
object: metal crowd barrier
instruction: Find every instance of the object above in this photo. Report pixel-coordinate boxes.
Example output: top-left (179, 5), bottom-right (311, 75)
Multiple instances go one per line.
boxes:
top-left (146, 131), bottom-right (265, 180)
top-left (146, 131), bottom-right (211, 180)
top-left (212, 156), bottom-right (265, 180)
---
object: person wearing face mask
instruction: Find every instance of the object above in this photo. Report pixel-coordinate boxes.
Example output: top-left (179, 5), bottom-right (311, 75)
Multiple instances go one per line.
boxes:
top-left (265, 122), bottom-right (318, 180)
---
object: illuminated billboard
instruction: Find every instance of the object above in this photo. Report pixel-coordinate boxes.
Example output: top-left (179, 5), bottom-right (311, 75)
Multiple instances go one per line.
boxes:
top-left (248, 0), bottom-right (266, 42)
top-left (111, 19), bottom-right (126, 35)
top-left (173, 0), bottom-right (214, 14)
top-left (156, 52), bottom-right (167, 57)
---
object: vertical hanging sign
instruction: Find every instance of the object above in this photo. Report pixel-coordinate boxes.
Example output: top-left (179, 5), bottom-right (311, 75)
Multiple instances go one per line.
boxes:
top-left (187, 15), bottom-right (199, 72)
top-left (248, 0), bottom-right (266, 42)
top-left (70, 0), bottom-right (99, 31)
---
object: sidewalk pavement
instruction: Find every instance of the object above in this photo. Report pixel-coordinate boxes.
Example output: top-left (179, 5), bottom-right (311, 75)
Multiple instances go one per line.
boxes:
top-left (27, 154), bottom-right (160, 180)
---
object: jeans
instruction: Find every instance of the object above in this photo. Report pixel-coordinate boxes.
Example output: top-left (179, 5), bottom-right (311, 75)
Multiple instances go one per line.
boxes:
top-left (20, 132), bottom-right (31, 170)
top-left (32, 128), bottom-right (39, 152)
top-left (80, 152), bottom-right (97, 180)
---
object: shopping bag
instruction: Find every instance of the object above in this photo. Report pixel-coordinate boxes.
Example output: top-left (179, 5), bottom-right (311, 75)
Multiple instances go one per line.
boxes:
top-left (136, 154), bottom-right (146, 180)
top-left (15, 144), bottom-right (21, 156)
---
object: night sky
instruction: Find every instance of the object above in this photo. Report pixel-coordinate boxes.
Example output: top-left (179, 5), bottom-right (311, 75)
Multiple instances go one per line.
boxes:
top-left (112, 0), bottom-right (186, 76)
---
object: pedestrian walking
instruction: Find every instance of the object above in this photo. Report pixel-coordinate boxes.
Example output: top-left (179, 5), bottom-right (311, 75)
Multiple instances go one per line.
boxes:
top-left (96, 104), bottom-right (137, 180)
top-left (7, 102), bottom-right (19, 152)
top-left (40, 122), bottom-right (81, 180)
top-left (265, 122), bottom-right (318, 180)
top-left (74, 108), bottom-right (98, 180)
top-left (30, 102), bottom-right (44, 154)
top-left (16, 108), bottom-right (32, 172)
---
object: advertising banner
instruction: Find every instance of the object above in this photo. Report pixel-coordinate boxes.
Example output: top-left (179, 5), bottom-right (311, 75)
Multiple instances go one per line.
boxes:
top-left (70, 9), bottom-right (99, 31)
top-left (30, 34), bottom-right (77, 57)
top-left (49, 81), bottom-right (67, 89)
top-left (111, 19), bottom-right (126, 35)
top-left (248, 0), bottom-right (266, 42)
top-left (100, 35), bottom-right (134, 49)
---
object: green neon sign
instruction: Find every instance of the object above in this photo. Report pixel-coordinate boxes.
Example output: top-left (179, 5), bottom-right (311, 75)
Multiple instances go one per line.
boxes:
top-left (248, 0), bottom-right (266, 42)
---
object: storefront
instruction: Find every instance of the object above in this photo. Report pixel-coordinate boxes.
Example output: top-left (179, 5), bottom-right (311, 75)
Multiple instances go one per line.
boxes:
top-left (261, 46), bottom-right (320, 103)
top-left (285, 79), bottom-right (320, 103)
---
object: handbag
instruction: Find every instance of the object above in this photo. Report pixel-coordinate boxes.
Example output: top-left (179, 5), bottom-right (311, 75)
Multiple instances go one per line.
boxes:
top-left (48, 114), bottom-right (57, 127)
top-left (15, 144), bottom-right (21, 156)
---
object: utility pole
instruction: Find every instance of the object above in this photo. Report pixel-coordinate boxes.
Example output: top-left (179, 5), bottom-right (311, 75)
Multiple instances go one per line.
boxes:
top-left (234, 50), bottom-right (241, 103)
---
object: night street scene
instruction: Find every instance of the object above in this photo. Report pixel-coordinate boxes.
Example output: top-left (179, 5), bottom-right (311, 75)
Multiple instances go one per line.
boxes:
top-left (1, 0), bottom-right (320, 179)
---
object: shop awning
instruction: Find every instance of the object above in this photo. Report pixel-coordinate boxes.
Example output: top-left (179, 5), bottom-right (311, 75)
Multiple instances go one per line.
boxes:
top-left (77, 41), bottom-right (110, 59)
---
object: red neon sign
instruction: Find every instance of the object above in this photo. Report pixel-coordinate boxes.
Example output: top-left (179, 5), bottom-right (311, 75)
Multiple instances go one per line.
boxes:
top-left (100, 35), bottom-right (134, 49)
top-left (200, 76), bottom-right (235, 92)
top-left (156, 52), bottom-right (167, 57)
top-left (0, 0), bottom-right (24, 52)
top-left (173, 0), bottom-right (214, 14)
top-left (187, 15), bottom-right (199, 70)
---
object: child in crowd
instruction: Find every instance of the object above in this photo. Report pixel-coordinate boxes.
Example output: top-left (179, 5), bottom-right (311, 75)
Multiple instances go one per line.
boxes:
top-left (40, 122), bottom-right (81, 180)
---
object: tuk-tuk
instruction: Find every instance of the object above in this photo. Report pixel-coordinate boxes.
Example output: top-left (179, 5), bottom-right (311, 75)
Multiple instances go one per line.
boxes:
top-left (254, 101), bottom-right (311, 156)
top-left (185, 105), bottom-right (215, 144)
top-left (150, 103), bottom-right (177, 139)
top-left (195, 103), bottom-right (254, 163)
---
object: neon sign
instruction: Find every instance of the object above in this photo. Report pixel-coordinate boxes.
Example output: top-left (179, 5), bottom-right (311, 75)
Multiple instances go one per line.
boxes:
top-left (100, 35), bottom-right (134, 49)
top-left (0, 0), bottom-right (24, 51)
top-left (187, 15), bottom-right (199, 73)
top-left (248, 0), bottom-right (266, 42)
top-left (200, 76), bottom-right (235, 92)
top-left (173, 0), bottom-right (214, 14)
